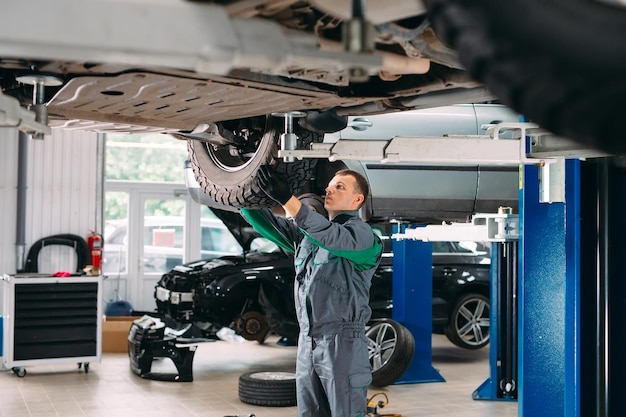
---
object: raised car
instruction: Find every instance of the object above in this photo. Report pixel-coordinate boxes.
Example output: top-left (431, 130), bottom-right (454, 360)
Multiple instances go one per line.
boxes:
top-left (2, 0), bottom-right (622, 218)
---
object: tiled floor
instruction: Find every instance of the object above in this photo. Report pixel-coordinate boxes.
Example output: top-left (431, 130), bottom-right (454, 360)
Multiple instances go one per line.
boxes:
top-left (0, 334), bottom-right (518, 417)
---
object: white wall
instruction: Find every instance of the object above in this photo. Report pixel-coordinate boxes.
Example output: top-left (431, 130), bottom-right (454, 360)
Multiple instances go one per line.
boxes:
top-left (0, 128), bottom-right (19, 275)
top-left (0, 128), bottom-right (100, 275)
top-left (25, 129), bottom-right (99, 244)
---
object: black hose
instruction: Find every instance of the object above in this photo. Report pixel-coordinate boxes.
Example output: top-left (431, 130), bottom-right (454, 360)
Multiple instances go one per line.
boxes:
top-left (22, 234), bottom-right (91, 273)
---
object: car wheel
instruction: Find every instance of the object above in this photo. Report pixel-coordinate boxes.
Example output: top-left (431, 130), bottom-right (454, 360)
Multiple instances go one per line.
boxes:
top-left (366, 319), bottom-right (415, 387)
top-left (188, 116), bottom-right (320, 208)
top-left (424, 0), bottom-right (626, 154)
top-left (444, 293), bottom-right (490, 350)
top-left (238, 371), bottom-right (297, 407)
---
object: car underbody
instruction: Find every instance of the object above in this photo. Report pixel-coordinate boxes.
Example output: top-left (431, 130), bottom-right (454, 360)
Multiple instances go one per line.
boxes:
top-left (2, 0), bottom-right (624, 218)
top-left (0, 1), bottom-right (484, 132)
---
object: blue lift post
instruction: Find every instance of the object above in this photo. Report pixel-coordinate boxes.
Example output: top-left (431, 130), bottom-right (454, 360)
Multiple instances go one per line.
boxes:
top-left (518, 160), bottom-right (581, 417)
top-left (476, 157), bottom-right (625, 416)
top-left (391, 223), bottom-right (445, 384)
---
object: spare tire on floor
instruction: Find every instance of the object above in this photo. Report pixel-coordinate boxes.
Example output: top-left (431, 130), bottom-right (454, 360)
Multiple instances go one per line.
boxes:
top-left (238, 371), bottom-right (296, 407)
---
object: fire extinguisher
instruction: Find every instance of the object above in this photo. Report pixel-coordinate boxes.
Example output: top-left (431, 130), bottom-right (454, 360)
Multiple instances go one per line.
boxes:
top-left (88, 231), bottom-right (103, 270)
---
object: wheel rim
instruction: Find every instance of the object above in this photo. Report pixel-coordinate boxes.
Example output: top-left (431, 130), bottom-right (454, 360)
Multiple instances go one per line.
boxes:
top-left (205, 120), bottom-right (265, 172)
top-left (366, 322), bottom-right (398, 372)
top-left (248, 371), bottom-right (295, 381)
top-left (205, 142), bottom-right (259, 172)
top-left (453, 297), bottom-right (490, 347)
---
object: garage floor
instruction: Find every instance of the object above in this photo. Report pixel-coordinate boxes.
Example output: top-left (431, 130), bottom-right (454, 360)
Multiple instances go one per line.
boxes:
top-left (0, 334), bottom-right (518, 417)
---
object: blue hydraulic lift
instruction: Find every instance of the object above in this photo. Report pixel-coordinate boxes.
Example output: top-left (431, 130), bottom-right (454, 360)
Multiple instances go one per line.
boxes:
top-left (389, 127), bottom-right (625, 417)
top-left (519, 158), bottom-right (626, 417)
top-left (278, 119), bottom-right (622, 416)
top-left (391, 211), bottom-right (519, 391)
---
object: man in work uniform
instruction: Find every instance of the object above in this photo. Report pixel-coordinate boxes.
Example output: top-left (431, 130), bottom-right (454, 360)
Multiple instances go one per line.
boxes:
top-left (241, 165), bottom-right (382, 417)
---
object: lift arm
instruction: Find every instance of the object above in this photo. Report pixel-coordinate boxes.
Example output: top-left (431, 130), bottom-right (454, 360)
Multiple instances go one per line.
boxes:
top-left (392, 212), bottom-right (519, 243)
top-left (279, 122), bottom-right (611, 165)
top-left (0, 91), bottom-right (51, 136)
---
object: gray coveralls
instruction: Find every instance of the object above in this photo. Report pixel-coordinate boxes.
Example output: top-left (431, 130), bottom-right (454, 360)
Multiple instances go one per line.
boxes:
top-left (241, 205), bottom-right (382, 417)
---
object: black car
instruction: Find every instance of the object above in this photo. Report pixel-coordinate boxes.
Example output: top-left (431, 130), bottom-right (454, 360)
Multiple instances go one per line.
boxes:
top-left (154, 210), bottom-right (491, 350)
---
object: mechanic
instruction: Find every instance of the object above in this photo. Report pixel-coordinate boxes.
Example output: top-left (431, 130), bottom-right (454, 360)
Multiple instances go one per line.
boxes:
top-left (241, 165), bottom-right (382, 417)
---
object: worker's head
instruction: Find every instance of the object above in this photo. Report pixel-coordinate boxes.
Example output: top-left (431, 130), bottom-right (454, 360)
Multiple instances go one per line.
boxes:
top-left (324, 169), bottom-right (369, 218)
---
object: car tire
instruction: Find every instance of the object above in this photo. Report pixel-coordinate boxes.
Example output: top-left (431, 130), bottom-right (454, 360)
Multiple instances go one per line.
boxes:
top-left (366, 319), bottom-right (415, 387)
top-left (187, 116), bottom-right (320, 208)
top-left (444, 293), bottom-right (490, 350)
top-left (238, 371), bottom-right (297, 407)
top-left (424, 0), bottom-right (626, 154)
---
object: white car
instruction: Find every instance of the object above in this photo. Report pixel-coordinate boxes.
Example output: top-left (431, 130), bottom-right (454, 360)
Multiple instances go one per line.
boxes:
top-left (102, 216), bottom-right (242, 274)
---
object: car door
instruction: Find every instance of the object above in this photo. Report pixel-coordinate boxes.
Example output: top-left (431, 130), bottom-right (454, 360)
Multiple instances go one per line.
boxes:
top-left (329, 104), bottom-right (478, 141)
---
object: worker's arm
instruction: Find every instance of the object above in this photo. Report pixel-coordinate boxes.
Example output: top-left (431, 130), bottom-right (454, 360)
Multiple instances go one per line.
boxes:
top-left (255, 164), bottom-right (380, 269)
top-left (281, 195), bottom-right (302, 218)
top-left (240, 208), bottom-right (301, 254)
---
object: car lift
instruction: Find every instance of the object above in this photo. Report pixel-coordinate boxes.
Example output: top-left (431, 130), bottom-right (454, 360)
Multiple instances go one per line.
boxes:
top-left (280, 120), bottom-right (620, 417)
top-left (391, 209), bottom-right (519, 400)
top-left (278, 121), bottom-right (609, 164)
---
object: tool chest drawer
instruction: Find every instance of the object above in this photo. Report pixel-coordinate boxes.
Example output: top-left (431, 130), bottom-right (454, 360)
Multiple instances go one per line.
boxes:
top-left (2, 274), bottom-right (102, 376)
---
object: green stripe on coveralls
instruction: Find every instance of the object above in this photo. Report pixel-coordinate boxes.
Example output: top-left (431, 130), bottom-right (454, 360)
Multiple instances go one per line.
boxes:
top-left (300, 230), bottom-right (382, 272)
top-left (240, 208), bottom-right (296, 254)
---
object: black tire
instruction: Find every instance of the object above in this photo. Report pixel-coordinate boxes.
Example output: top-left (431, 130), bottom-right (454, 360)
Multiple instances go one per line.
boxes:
top-left (444, 293), bottom-right (490, 350)
top-left (188, 116), bottom-right (320, 209)
top-left (238, 371), bottom-right (297, 407)
top-left (366, 319), bottom-right (415, 387)
top-left (424, 0), bottom-right (626, 154)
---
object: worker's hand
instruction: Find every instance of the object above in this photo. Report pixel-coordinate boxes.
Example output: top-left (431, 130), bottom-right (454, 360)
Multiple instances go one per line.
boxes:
top-left (257, 165), bottom-right (293, 205)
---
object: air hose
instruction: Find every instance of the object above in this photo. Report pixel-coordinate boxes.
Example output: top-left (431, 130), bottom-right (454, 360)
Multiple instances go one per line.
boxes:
top-left (367, 392), bottom-right (403, 417)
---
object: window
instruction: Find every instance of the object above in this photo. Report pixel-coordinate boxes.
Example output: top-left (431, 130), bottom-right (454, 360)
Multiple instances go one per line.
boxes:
top-left (201, 227), bottom-right (241, 254)
top-left (106, 134), bottom-right (187, 182)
